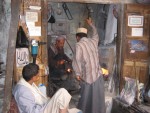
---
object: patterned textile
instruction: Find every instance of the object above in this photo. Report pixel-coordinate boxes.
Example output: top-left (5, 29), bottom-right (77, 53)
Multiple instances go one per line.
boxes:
top-left (8, 96), bottom-right (19, 113)
top-left (72, 24), bottom-right (101, 84)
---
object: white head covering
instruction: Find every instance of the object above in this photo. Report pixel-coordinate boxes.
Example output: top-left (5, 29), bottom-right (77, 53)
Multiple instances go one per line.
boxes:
top-left (76, 28), bottom-right (87, 34)
top-left (56, 35), bottom-right (65, 41)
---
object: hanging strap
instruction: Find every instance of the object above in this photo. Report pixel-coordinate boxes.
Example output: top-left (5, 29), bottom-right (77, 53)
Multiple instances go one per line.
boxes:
top-left (62, 3), bottom-right (73, 20)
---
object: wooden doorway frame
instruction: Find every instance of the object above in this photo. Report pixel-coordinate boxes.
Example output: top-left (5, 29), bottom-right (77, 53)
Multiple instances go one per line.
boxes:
top-left (2, 0), bottom-right (126, 112)
top-left (2, 0), bottom-right (21, 112)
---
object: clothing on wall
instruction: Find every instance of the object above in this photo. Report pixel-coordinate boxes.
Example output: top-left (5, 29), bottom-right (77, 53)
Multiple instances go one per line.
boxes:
top-left (104, 4), bottom-right (118, 45)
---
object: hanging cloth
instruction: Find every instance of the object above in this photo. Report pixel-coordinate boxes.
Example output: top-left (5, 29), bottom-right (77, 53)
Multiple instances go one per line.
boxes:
top-left (16, 26), bottom-right (29, 48)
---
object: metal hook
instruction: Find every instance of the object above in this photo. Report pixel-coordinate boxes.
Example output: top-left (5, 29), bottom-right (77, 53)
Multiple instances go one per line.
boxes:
top-left (62, 3), bottom-right (73, 20)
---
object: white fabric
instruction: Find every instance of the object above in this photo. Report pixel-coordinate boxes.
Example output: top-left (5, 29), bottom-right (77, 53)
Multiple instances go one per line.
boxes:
top-left (73, 24), bottom-right (102, 84)
top-left (104, 4), bottom-right (118, 45)
top-left (68, 108), bottom-right (82, 113)
top-left (43, 88), bottom-right (72, 113)
top-left (56, 35), bottom-right (65, 40)
top-left (76, 28), bottom-right (87, 34)
top-left (18, 77), bottom-right (48, 105)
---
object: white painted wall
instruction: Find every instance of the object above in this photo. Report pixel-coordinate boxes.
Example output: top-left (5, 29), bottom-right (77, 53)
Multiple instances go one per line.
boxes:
top-left (0, 0), bottom-right (11, 112)
top-left (0, 0), bottom-right (11, 69)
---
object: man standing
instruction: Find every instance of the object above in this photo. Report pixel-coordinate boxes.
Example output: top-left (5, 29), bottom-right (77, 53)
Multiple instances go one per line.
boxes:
top-left (72, 18), bottom-right (106, 113)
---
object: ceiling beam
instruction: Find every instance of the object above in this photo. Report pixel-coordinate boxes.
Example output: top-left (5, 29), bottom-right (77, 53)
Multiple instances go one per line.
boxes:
top-left (48, 0), bottom-right (136, 4)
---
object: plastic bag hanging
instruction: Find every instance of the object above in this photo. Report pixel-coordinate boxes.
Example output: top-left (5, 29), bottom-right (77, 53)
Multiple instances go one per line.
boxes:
top-left (16, 26), bottom-right (29, 48)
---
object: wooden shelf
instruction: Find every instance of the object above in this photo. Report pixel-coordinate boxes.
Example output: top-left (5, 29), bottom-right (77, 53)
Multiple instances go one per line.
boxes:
top-left (126, 35), bottom-right (149, 40)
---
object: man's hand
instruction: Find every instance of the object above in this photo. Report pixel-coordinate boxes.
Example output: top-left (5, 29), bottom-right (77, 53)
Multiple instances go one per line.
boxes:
top-left (56, 60), bottom-right (65, 67)
top-left (59, 60), bottom-right (65, 65)
top-left (86, 18), bottom-right (92, 26)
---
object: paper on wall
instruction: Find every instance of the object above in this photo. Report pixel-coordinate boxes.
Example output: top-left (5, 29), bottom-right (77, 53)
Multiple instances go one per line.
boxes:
top-left (131, 28), bottom-right (143, 36)
top-left (26, 11), bottom-right (38, 22)
top-left (128, 15), bottom-right (143, 27)
top-left (28, 26), bottom-right (41, 36)
top-left (16, 48), bottom-right (29, 67)
top-left (29, 6), bottom-right (41, 10)
top-left (26, 22), bottom-right (35, 28)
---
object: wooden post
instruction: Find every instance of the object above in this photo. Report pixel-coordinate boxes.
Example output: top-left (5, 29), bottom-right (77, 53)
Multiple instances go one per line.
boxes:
top-left (41, 0), bottom-right (48, 64)
top-left (2, 0), bottom-right (21, 112)
top-left (41, 0), bottom-right (48, 86)
top-left (117, 3), bottom-right (125, 93)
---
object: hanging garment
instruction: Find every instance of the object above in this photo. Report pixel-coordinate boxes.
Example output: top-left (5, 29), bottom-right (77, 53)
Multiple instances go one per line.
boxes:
top-left (16, 26), bottom-right (29, 48)
top-left (104, 5), bottom-right (118, 45)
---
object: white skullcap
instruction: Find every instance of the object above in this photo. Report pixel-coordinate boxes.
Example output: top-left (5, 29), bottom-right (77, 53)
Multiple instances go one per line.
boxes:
top-left (76, 28), bottom-right (87, 34)
top-left (56, 35), bottom-right (65, 40)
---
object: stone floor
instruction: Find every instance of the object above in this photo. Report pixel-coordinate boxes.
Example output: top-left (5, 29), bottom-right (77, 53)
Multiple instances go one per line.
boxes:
top-left (69, 90), bottom-right (80, 109)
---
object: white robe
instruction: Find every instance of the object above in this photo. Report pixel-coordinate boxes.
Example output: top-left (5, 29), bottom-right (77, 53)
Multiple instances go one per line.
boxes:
top-left (104, 4), bottom-right (118, 45)
top-left (13, 77), bottom-right (71, 113)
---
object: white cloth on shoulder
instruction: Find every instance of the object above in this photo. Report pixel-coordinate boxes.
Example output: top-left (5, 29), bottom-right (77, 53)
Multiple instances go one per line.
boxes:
top-left (18, 77), bottom-right (48, 105)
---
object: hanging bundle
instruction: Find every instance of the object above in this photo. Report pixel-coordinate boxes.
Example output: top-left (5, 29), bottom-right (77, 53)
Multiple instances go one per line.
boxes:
top-left (16, 26), bottom-right (29, 48)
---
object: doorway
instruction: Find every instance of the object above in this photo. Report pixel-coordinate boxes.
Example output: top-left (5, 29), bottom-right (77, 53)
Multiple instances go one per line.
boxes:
top-left (47, 2), bottom-right (119, 111)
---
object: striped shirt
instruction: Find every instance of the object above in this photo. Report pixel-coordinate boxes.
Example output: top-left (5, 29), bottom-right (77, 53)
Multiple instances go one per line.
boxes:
top-left (72, 24), bottom-right (101, 84)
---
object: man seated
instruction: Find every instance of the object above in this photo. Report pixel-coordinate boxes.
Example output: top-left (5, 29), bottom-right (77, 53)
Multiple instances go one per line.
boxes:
top-left (47, 35), bottom-right (79, 94)
top-left (53, 47), bottom-right (72, 77)
top-left (48, 35), bottom-right (72, 80)
top-left (13, 63), bottom-right (71, 113)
